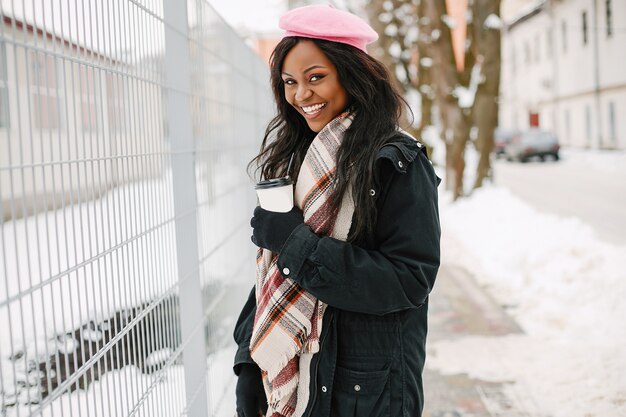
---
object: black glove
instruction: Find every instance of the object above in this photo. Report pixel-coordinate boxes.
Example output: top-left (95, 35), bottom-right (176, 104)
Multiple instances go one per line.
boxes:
top-left (236, 363), bottom-right (268, 417)
top-left (250, 206), bottom-right (304, 253)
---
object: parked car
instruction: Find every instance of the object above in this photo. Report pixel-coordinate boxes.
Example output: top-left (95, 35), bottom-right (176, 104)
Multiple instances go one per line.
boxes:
top-left (494, 128), bottom-right (520, 157)
top-left (505, 128), bottom-right (560, 162)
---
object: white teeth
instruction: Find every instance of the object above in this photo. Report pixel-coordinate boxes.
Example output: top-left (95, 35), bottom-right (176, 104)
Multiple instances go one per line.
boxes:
top-left (302, 103), bottom-right (326, 114)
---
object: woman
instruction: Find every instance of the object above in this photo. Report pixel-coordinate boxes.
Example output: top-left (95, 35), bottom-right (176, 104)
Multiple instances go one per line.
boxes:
top-left (234, 5), bottom-right (440, 417)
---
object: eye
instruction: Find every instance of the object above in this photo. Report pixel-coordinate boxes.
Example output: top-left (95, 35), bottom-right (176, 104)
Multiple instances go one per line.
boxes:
top-left (283, 79), bottom-right (296, 86)
top-left (310, 74), bottom-right (325, 82)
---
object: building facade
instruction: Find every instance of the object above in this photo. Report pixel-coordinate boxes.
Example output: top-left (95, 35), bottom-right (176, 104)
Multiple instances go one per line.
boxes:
top-left (0, 16), bottom-right (165, 221)
top-left (499, 0), bottom-right (625, 149)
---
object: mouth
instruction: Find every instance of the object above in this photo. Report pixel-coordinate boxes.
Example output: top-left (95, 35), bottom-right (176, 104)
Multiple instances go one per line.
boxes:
top-left (300, 102), bottom-right (327, 118)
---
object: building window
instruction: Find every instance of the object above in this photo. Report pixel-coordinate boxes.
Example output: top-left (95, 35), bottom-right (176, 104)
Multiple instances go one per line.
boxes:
top-left (582, 11), bottom-right (588, 45)
top-left (511, 45), bottom-right (516, 75)
top-left (547, 28), bottom-right (553, 57)
top-left (565, 108), bottom-right (570, 145)
top-left (0, 41), bottom-right (9, 128)
top-left (77, 63), bottom-right (98, 131)
top-left (524, 40), bottom-right (530, 65)
top-left (162, 87), bottom-right (169, 139)
top-left (106, 73), bottom-right (127, 133)
top-left (30, 49), bottom-right (62, 129)
top-left (609, 102), bottom-right (616, 146)
top-left (585, 105), bottom-right (592, 146)
top-left (561, 20), bottom-right (567, 53)
top-left (606, 0), bottom-right (613, 37)
top-left (534, 33), bottom-right (540, 62)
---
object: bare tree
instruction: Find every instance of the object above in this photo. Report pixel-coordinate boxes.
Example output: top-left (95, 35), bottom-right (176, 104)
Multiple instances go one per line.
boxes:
top-left (365, 0), bottom-right (419, 131)
top-left (362, 0), bottom-right (502, 200)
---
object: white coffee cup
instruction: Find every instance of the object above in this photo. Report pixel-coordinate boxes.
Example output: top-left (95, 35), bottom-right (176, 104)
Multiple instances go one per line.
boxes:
top-left (255, 177), bottom-right (294, 212)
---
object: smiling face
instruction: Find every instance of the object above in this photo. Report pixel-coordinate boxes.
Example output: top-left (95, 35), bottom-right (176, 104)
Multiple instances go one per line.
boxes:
top-left (281, 40), bottom-right (349, 133)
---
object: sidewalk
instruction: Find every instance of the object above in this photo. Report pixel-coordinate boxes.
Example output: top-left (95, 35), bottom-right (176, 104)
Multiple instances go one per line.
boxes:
top-left (423, 263), bottom-right (538, 417)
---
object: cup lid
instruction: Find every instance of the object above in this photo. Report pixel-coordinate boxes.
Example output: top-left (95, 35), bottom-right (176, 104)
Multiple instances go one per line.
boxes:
top-left (254, 176), bottom-right (293, 190)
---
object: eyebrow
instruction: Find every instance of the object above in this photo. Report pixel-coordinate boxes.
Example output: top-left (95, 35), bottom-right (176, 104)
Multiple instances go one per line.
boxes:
top-left (282, 65), bottom-right (327, 77)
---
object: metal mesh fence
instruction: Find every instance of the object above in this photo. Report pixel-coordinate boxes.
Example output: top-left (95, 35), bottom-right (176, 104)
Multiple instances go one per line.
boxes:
top-left (0, 1), bottom-right (272, 416)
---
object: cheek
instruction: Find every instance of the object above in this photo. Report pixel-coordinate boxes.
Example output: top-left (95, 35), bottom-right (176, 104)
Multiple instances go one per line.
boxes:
top-left (336, 87), bottom-right (348, 108)
top-left (328, 81), bottom-right (348, 104)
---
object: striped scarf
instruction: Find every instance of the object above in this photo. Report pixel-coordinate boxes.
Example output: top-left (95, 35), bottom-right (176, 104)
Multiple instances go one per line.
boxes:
top-left (250, 112), bottom-right (355, 417)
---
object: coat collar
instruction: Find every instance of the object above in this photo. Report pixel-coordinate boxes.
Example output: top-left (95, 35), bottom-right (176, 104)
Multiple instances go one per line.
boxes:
top-left (376, 132), bottom-right (425, 174)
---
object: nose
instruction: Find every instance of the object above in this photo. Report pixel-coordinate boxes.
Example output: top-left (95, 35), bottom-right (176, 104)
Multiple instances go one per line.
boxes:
top-left (295, 84), bottom-right (313, 103)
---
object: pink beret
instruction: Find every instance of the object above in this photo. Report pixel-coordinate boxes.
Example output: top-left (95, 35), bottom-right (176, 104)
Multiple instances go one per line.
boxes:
top-left (279, 5), bottom-right (379, 53)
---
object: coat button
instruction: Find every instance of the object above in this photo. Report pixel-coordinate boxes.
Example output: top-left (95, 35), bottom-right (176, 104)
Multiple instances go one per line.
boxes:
top-left (354, 384), bottom-right (361, 392)
top-left (321, 386), bottom-right (327, 393)
top-left (398, 160), bottom-right (404, 168)
top-left (369, 189), bottom-right (376, 196)
top-left (282, 267), bottom-right (290, 276)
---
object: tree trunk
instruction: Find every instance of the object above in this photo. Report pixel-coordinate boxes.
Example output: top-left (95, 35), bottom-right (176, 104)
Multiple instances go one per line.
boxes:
top-left (363, 0), bottom-right (501, 199)
top-left (422, 0), bottom-right (470, 199)
top-left (472, 0), bottom-right (501, 189)
top-left (416, 0), bottom-right (433, 138)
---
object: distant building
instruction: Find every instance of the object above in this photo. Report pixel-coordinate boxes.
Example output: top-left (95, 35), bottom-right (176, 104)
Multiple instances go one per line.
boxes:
top-left (0, 15), bottom-right (165, 221)
top-left (246, 33), bottom-right (282, 66)
top-left (499, 0), bottom-right (625, 149)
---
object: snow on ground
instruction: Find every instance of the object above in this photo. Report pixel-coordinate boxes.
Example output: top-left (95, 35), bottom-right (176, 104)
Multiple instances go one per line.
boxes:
top-left (561, 147), bottom-right (626, 176)
top-left (2, 345), bottom-right (236, 417)
top-left (433, 184), bottom-right (626, 416)
top-left (0, 158), bottom-right (244, 356)
top-left (1, 156), bottom-right (248, 414)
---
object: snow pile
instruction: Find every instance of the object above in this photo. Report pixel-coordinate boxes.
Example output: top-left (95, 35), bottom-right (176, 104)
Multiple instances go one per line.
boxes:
top-left (483, 13), bottom-right (503, 30)
top-left (441, 14), bottom-right (457, 29)
top-left (432, 186), bottom-right (626, 416)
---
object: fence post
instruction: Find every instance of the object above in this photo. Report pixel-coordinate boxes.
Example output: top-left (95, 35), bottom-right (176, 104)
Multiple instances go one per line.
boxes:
top-left (162, 0), bottom-right (209, 416)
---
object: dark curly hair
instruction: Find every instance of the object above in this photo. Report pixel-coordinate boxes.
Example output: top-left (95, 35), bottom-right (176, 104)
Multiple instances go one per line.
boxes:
top-left (248, 37), bottom-right (410, 242)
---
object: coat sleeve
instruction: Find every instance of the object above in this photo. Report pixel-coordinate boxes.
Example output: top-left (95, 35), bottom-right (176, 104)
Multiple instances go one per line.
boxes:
top-left (232, 286), bottom-right (257, 375)
top-left (276, 151), bottom-right (441, 316)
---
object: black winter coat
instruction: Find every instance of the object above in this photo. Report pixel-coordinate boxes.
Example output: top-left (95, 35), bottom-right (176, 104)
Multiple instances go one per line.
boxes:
top-left (234, 134), bottom-right (441, 417)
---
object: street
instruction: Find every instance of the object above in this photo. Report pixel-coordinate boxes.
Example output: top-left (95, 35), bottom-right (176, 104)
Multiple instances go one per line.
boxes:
top-left (492, 149), bottom-right (626, 246)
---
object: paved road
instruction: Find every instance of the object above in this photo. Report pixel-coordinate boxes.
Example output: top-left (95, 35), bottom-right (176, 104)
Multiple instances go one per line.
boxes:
top-left (492, 149), bottom-right (626, 246)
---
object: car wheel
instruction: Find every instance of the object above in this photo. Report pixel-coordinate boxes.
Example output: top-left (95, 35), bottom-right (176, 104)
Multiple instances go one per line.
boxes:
top-left (553, 152), bottom-right (560, 161)
top-left (538, 155), bottom-right (545, 162)
top-left (520, 156), bottom-right (529, 163)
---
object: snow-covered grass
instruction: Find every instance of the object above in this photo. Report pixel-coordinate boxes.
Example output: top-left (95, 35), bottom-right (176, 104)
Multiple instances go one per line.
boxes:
top-left (0, 174), bottom-right (179, 361)
top-left (1, 156), bottom-right (251, 415)
top-left (433, 184), bottom-right (626, 416)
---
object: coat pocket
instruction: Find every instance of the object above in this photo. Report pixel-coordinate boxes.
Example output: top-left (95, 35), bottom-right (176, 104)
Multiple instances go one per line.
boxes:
top-left (330, 365), bottom-right (390, 417)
